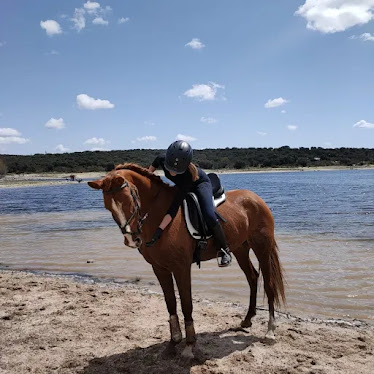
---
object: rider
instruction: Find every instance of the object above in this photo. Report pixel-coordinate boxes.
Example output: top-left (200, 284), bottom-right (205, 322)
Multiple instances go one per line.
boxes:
top-left (147, 140), bottom-right (232, 267)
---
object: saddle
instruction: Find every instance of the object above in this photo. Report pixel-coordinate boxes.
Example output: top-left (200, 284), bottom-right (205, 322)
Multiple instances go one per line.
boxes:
top-left (182, 173), bottom-right (226, 267)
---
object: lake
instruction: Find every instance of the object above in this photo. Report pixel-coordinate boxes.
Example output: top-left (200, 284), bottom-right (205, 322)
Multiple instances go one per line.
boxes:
top-left (0, 169), bottom-right (373, 322)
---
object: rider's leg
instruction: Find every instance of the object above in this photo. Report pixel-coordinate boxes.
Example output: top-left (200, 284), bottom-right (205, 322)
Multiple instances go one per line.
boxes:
top-left (195, 181), bottom-right (232, 267)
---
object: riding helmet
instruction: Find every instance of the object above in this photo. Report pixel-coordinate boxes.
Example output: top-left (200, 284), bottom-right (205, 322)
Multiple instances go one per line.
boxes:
top-left (164, 140), bottom-right (193, 174)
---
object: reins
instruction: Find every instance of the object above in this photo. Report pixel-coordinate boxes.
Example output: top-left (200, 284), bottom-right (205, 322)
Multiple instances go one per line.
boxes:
top-left (104, 180), bottom-right (148, 236)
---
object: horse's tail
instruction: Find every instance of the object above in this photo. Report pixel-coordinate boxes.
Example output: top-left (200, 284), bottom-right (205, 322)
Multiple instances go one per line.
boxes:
top-left (269, 238), bottom-right (286, 308)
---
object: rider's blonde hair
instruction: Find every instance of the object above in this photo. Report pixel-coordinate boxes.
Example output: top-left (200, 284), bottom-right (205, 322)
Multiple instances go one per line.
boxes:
top-left (188, 163), bottom-right (199, 182)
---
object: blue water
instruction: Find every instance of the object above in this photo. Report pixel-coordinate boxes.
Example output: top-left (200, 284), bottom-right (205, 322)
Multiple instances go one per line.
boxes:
top-left (1, 170), bottom-right (373, 240)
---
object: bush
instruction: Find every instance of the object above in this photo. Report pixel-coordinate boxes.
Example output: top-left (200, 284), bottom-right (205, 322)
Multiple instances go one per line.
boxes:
top-left (0, 158), bottom-right (7, 178)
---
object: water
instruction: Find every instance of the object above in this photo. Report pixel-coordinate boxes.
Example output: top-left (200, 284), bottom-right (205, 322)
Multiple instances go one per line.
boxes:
top-left (0, 170), bottom-right (373, 322)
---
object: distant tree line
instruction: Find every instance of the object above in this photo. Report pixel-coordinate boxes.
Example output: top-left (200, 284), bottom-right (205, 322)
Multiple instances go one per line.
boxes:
top-left (1, 146), bottom-right (373, 174)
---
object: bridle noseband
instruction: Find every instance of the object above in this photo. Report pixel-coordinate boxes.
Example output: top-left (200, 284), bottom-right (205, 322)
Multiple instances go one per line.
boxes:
top-left (104, 180), bottom-right (148, 236)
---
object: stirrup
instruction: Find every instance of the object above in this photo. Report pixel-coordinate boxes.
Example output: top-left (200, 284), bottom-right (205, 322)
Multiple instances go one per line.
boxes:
top-left (217, 248), bottom-right (232, 267)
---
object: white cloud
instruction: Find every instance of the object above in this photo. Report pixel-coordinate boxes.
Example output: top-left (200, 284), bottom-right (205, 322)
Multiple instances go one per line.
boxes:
top-left (264, 97), bottom-right (289, 108)
top-left (40, 20), bottom-right (62, 36)
top-left (185, 38), bottom-right (205, 49)
top-left (295, 1), bottom-right (374, 34)
top-left (135, 136), bottom-right (157, 142)
top-left (351, 32), bottom-right (374, 41)
top-left (0, 128), bottom-right (21, 137)
top-left (144, 121), bottom-right (155, 126)
top-left (200, 116), bottom-right (217, 124)
top-left (0, 136), bottom-right (29, 144)
top-left (76, 94), bottom-right (114, 110)
top-left (72, 8), bottom-right (86, 31)
top-left (84, 137), bottom-right (109, 145)
top-left (184, 82), bottom-right (224, 101)
top-left (84, 1), bottom-right (100, 13)
top-left (45, 118), bottom-right (66, 130)
top-left (353, 119), bottom-right (374, 128)
top-left (46, 50), bottom-right (59, 55)
top-left (176, 134), bottom-right (197, 142)
top-left (281, 110), bottom-right (287, 114)
top-left (55, 144), bottom-right (70, 153)
top-left (118, 17), bottom-right (130, 24)
top-left (287, 125), bottom-right (298, 131)
top-left (257, 131), bottom-right (267, 136)
top-left (0, 41), bottom-right (6, 47)
top-left (93, 17), bottom-right (108, 25)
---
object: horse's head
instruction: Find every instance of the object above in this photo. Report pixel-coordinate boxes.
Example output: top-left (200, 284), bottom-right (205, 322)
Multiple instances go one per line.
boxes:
top-left (88, 172), bottom-right (144, 248)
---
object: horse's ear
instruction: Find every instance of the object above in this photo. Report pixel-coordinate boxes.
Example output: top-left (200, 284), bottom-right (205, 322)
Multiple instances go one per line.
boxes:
top-left (88, 180), bottom-right (104, 190)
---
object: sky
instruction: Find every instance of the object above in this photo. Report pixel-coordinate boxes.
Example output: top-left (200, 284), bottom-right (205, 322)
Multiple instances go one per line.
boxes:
top-left (0, 0), bottom-right (373, 155)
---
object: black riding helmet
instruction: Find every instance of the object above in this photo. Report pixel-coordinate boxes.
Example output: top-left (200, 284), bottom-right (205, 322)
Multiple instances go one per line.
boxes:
top-left (164, 140), bottom-right (193, 174)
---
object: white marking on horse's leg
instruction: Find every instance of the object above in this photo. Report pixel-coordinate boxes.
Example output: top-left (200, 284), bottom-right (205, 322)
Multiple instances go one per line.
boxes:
top-left (265, 314), bottom-right (276, 340)
top-left (169, 315), bottom-right (182, 343)
top-left (181, 344), bottom-right (194, 359)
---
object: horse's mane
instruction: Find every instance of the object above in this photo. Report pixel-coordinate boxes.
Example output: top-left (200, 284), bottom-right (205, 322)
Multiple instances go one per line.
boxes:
top-left (114, 163), bottom-right (172, 189)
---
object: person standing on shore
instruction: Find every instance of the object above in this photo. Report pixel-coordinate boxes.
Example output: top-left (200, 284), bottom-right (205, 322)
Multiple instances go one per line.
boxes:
top-left (147, 140), bottom-right (232, 267)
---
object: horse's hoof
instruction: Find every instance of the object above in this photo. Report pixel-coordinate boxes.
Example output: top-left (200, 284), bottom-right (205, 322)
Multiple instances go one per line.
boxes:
top-left (161, 342), bottom-right (177, 358)
top-left (265, 331), bottom-right (276, 341)
top-left (241, 319), bottom-right (252, 328)
top-left (181, 344), bottom-right (194, 360)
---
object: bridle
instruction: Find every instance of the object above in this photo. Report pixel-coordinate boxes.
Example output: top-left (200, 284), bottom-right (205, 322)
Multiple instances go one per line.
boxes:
top-left (104, 180), bottom-right (148, 236)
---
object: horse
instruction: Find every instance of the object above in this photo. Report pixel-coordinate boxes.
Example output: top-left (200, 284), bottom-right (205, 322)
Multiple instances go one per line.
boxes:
top-left (88, 163), bottom-right (285, 359)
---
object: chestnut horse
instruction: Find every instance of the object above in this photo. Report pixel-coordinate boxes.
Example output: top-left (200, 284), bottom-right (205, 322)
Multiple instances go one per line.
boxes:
top-left (88, 163), bottom-right (285, 359)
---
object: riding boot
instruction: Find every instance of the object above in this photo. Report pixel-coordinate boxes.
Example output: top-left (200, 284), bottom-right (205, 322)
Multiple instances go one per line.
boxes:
top-left (211, 222), bottom-right (232, 267)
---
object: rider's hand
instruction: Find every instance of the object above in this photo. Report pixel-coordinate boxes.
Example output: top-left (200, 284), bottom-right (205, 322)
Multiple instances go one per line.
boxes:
top-left (146, 227), bottom-right (163, 247)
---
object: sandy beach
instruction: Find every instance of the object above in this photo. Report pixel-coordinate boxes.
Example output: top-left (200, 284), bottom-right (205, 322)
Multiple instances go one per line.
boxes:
top-left (0, 270), bottom-right (373, 374)
top-left (1, 165), bottom-right (373, 189)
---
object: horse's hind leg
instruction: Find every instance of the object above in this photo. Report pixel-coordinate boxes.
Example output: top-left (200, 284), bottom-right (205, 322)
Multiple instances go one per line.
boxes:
top-left (152, 265), bottom-right (182, 356)
top-left (234, 242), bottom-right (259, 328)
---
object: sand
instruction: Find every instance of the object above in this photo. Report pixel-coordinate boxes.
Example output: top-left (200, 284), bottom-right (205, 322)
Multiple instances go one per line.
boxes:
top-left (0, 270), bottom-right (372, 374)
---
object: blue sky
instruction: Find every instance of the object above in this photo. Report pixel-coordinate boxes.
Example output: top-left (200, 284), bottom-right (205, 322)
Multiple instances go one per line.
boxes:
top-left (0, 0), bottom-right (373, 155)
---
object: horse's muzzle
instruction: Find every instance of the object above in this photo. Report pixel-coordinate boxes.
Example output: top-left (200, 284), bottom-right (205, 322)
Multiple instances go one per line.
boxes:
top-left (124, 234), bottom-right (142, 248)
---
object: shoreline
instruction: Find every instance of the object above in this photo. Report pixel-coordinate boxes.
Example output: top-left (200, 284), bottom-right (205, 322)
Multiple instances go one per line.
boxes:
top-left (1, 165), bottom-right (373, 189)
top-left (1, 269), bottom-right (373, 373)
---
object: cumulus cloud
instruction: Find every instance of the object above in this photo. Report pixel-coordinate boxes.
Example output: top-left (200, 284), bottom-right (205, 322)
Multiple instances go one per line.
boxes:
top-left (0, 136), bottom-right (29, 144)
top-left (0, 128), bottom-right (21, 137)
top-left (257, 131), bottom-right (267, 136)
top-left (84, 137), bottom-right (109, 145)
top-left (351, 32), bottom-right (374, 41)
top-left (77, 94), bottom-right (114, 110)
top-left (176, 134), bottom-right (197, 142)
top-left (295, 0), bottom-right (374, 34)
top-left (184, 82), bottom-right (225, 101)
top-left (264, 97), bottom-right (289, 108)
top-left (84, 1), bottom-right (100, 13)
top-left (135, 136), bottom-right (157, 142)
top-left (200, 116), bottom-right (217, 124)
top-left (93, 17), bottom-right (108, 25)
top-left (118, 17), bottom-right (130, 24)
top-left (353, 119), bottom-right (374, 128)
top-left (0, 127), bottom-right (29, 144)
top-left (55, 144), bottom-right (70, 153)
top-left (185, 38), bottom-right (205, 49)
top-left (45, 118), bottom-right (66, 130)
top-left (287, 125), bottom-right (298, 131)
top-left (72, 8), bottom-right (86, 31)
top-left (40, 20), bottom-right (62, 36)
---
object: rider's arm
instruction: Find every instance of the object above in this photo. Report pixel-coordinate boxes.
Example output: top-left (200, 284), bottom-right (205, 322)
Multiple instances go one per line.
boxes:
top-left (148, 165), bottom-right (156, 173)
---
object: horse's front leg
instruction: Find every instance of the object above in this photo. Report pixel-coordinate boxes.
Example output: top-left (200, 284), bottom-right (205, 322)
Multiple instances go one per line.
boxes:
top-left (152, 265), bottom-right (182, 356)
top-left (173, 265), bottom-right (196, 359)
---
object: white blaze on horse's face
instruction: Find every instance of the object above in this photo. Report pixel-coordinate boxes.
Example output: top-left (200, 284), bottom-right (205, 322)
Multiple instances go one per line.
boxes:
top-left (110, 198), bottom-right (138, 248)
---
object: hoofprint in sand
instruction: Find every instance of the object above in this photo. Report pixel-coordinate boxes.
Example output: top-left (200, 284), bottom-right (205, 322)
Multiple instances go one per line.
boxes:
top-left (0, 270), bottom-right (372, 374)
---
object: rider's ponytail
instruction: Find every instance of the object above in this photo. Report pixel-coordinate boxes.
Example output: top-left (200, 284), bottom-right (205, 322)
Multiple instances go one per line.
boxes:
top-left (188, 163), bottom-right (199, 182)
